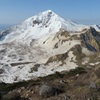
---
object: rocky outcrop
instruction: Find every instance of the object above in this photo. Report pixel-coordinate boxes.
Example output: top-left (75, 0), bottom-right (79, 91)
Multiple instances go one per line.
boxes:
top-left (39, 84), bottom-right (64, 98)
top-left (45, 52), bottom-right (68, 65)
top-left (81, 27), bottom-right (100, 52)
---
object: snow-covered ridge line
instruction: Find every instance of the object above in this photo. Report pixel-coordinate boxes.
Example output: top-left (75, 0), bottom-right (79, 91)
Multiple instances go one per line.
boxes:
top-left (1, 10), bottom-right (100, 44)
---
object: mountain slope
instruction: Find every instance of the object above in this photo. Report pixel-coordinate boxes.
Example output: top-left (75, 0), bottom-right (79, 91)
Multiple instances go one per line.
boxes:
top-left (0, 10), bottom-right (100, 83)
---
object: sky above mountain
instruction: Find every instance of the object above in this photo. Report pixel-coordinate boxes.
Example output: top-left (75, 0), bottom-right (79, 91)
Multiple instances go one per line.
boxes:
top-left (0, 0), bottom-right (100, 25)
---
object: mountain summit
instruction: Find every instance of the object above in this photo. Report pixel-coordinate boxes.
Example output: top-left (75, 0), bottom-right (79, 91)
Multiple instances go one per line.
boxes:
top-left (0, 10), bottom-right (88, 43)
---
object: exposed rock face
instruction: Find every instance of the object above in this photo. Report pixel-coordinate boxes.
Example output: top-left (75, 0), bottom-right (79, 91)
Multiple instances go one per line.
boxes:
top-left (45, 52), bottom-right (68, 65)
top-left (81, 27), bottom-right (100, 52)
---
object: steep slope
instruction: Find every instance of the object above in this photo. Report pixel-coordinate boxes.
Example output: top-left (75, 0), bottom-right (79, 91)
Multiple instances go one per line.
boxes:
top-left (0, 28), bottom-right (99, 83)
top-left (81, 27), bottom-right (100, 52)
top-left (92, 24), bottom-right (100, 32)
top-left (0, 10), bottom-right (100, 83)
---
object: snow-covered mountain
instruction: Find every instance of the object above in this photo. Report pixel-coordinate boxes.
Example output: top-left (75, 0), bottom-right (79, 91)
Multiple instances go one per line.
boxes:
top-left (0, 10), bottom-right (100, 83)
top-left (0, 10), bottom-right (89, 44)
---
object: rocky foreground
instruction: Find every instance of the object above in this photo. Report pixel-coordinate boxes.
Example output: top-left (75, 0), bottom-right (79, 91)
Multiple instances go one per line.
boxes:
top-left (0, 64), bottom-right (100, 100)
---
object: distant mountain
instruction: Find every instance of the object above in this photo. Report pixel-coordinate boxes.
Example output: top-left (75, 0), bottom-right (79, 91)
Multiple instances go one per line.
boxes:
top-left (0, 10), bottom-right (100, 83)
top-left (0, 25), bottom-right (10, 29)
top-left (0, 25), bottom-right (5, 30)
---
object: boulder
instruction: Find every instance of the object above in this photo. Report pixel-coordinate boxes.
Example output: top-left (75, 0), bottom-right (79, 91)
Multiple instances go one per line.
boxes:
top-left (39, 84), bottom-right (64, 98)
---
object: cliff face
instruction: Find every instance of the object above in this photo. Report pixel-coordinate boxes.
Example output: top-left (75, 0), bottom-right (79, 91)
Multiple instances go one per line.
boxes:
top-left (81, 27), bottom-right (100, 52)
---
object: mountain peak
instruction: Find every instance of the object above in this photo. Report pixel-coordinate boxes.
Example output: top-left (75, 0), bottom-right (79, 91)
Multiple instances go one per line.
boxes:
top-left (24, 10), bottom-right (87, 32)
top-left (41, 10), bottom-right (54, 13)
top-left (38, 10), bottom-right (53, 16)
top-left (1, 10), bottom-right (99, 43)
top-left (24, 9), bottom-right (58, 25)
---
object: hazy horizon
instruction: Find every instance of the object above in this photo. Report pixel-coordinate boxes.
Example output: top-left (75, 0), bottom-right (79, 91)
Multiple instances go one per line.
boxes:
top-left (0, 0), bottom-right (100, 26)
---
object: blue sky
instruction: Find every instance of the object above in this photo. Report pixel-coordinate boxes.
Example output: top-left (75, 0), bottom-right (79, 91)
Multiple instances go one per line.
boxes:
top-left (0, 0), bottom-right (100, 25)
